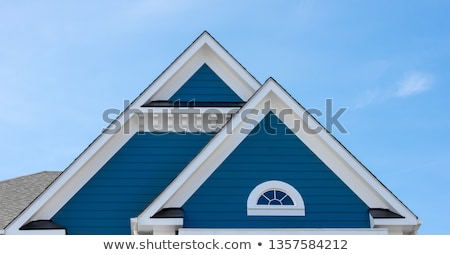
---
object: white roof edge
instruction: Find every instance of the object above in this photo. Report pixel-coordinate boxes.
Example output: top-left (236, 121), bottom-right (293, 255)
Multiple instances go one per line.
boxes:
top-left (5, 33), bottom-right (420, 234)
top-left (137, 31), bottom-right (261, 106)
top-left (266, 79), bottom-right (420, 222)
top-left (5, 32), bottom-right (262, 233)
top-left (179, 228), bottom-right (388, 235)
top-left (138, 78), bottom-right (420, 227)
top-left (6, 118), bottom-right (136, 232)
top-left (265, 79), bottom-right (420, 223)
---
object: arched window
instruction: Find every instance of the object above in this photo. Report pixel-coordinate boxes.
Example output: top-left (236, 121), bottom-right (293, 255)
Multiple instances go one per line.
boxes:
top-left (247, 180), bottom-right (305, 216)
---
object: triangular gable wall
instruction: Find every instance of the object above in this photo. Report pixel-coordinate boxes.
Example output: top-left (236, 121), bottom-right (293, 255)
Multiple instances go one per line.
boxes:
top-left (4, 32), bottom-right (261, 234)
top-left (5, 33), bottom-right (421, 235)
top-left (182, 112), bottom-right (370, 229)
top-left (143, 32), bottom-right (260, 104)
top-left (51, 132), bottom-right (214, 235)
top-left (169, 64), bottom-right (244, 103)
top-left (137, 78), bottom-right (421, 234)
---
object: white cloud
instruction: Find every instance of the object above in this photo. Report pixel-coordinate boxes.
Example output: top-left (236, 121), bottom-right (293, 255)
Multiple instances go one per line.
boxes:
top-left (395, 72), bottom-right (432, 97)
top-left (354, 89), bottom-right (383, 108)
top-left (355, 71), bottom-right (433, 108)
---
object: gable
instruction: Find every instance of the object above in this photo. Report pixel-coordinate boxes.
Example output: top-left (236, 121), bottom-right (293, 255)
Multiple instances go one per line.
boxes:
top-left (51, 132), bottom-right (213, 235)
top-left (4, 32), bottom-right (262, 235)
top-left (138, 78), bottom-right (420, 235)
top-left (5, 32), bottom-right (421, 235)
top-left (182, 113), bottom-right (370, 229)
top-left (168, 64), bottom-right (243, 103)
top-left (143, 32), bottom-right (260, 104)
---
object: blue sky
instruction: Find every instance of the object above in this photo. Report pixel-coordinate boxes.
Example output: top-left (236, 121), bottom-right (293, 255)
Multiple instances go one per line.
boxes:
top-left (1, 0), bottom-right (449, 234)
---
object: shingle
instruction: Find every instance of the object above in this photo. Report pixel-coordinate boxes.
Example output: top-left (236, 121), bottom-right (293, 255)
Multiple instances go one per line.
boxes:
top-left (0, 171), bottom-right (61, 230)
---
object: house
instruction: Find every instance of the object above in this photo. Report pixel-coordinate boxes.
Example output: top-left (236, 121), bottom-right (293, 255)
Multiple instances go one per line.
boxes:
top-left (0, 32), bottom-right (422, 235)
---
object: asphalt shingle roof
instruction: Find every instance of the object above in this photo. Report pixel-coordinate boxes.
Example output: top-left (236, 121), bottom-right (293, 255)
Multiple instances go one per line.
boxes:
top-left (0, 171), bottom-right (61, 230)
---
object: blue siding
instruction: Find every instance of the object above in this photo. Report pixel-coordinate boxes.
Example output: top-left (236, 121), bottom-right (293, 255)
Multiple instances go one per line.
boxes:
top-left (183, 113), bottom-right (370, 228)
top-left (52, 132), bottom-right (213, 235)
top-left (169, 64), bottom-right (244, 102)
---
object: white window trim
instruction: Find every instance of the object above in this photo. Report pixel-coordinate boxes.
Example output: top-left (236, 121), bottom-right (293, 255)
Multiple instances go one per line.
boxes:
top-left (247, 180), bottom-right (305, 216)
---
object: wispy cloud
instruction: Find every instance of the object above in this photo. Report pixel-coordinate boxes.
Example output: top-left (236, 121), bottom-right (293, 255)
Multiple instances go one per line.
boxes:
top-left (354, 89), bottom-right (385, 108)
top-left (355, 71), bottom-right (433, 108)
top-left (395, 72), bottom-right (433, 97)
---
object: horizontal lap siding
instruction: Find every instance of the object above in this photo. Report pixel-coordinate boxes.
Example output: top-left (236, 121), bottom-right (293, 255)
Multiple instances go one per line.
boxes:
top-left (183, 113), bottom-right (370, 229)
top-left (52, 132), bottom-right (213, 234)
top-left (169, 64), bottom-right (243, 102)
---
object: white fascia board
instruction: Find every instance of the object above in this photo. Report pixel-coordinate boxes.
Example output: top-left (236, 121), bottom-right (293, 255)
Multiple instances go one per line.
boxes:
top-left (140, 33), bottom-right (260, 104)
top-left (179, 228), bottom-right (388, 235)
top-left (202, 32), bottom-right (261, 94)
top-left (138, 218), bottom-right (183, 227)
top-left (136, 218), bottom-right (183, 235)
top-left (6, 32), bottom-right (259, 233)
top-left (138, 78), bottom-right (420, 227)
top-left (373, 218), bottom-right (421, 226)
top-left (5, 229), bottom-right (66, 235)
top-left (374, 218), bottom-right (423, 235)
top-left (137, 84), bottom-right (273, 220)
top-left (138, 106), bottom-right (240, 114)
top-left (6, 116), bottom-right (139, 233)
top-left (257, 80), bottom-right (419, 223)
top-left (0, 229), bottom-right (4, 235)
top-left (373, 222), bottom-right (421, 235)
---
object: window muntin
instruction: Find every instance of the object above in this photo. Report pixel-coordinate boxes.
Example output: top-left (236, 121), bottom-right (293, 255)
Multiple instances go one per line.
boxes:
top-left (257, 190), bottom-right (294, 205)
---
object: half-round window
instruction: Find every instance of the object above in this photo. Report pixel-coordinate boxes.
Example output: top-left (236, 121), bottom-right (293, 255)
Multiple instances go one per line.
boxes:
top-left (247, 180), bottom-right (305, 216)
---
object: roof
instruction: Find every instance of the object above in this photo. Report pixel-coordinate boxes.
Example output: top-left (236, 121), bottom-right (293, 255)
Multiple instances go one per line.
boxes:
top-left (3, 32), bottom-right (421, 235)
top-left (0, 171), bottom-right (61, 230)
top-left (135, 78), bottom-right (422, 235)
top-left (4, 32), bottom-right (262, 234)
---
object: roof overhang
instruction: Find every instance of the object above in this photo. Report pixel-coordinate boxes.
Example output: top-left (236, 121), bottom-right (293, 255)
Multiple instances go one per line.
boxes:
top-left (136, 78), bottom-right (422, 233)
top-left (5, 32), bottom-right (260, 234)
top-left (178, 228), bottom-right (388, 235)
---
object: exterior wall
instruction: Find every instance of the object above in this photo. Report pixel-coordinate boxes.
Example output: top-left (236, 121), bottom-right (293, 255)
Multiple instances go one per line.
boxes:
top-left (52, 132), bottom-right (213, 234)
top-left (169, 64), bottom-right (243, 102)
top-left (183, 113), bottom-right (370, 229)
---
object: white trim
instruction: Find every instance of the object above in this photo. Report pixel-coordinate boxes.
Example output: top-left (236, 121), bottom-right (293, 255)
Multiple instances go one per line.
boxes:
top-left (5, 32), bottom-right (260, 234)
top-left (178, 228), bottom-right (388, 235)
top-left (247, 180), bottom-right (305, 216)
top-left (142, 32), bottom-right (260, 103)
top-left (0, 229), bottom-right (5, 235)
top-left (135, 218), bottom-right (183, 235)
top-left (247, 207), bottom-right (305, 216)
top-left (140, 106), bottom-right (240, 114)
top-left (373, 218), bottom-right (423, 235)
top-left (373, 218), bottom-right (421, 226)
top-left (134, 110), bottom-right (234, 133)
top-left (6, 33), bottom-right (421, 235)
top-left (137, 78), bottom-right (421, 232)
top-left (5, 116), bottom-right (138, 234)
top-left (6, 229), bottom-right (66, 235)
